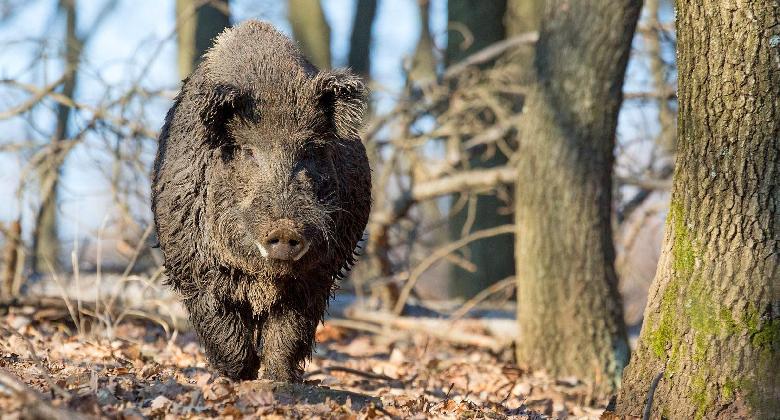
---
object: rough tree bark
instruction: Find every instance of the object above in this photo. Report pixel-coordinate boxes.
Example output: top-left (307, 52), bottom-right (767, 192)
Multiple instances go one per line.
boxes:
top-left (513, 0), bottom-right (640, 396)
top-left (446, 0), bottom-right (513, 298)
top-left (347, 0), bottom-right (377, 79)
top-left (614, 2), bottom-right (780, 418)
top-left (32, 0), bottom-right (81, 274)
top-left (176, 0), bottom-right (230, 80)
top-left (288, 0), bottom-right (331, 69)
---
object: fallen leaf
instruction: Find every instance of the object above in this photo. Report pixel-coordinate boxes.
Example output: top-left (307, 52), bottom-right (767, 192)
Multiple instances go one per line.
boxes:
top-left (150, 395), bottom-right (172, 414)
top-left (203, 379), bottom-right (233, 401)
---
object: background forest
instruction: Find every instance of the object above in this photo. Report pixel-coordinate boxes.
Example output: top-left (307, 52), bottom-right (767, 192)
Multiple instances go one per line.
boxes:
top-left (0, 0), bottom-right (777, 419)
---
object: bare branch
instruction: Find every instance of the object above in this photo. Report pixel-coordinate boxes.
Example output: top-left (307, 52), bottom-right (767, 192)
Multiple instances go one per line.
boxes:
top-left (442, 32), bottom-right (539, 80)
top-left (0, 76), bottom-right (65, 120)
top-left (393, 224), bottom-right (515, 315)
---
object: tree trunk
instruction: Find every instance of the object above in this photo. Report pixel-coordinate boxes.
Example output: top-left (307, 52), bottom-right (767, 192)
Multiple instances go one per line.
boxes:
top-left (176, 0), bottom-right (230, 80)
top-left (288, 0), bottom-right (331, 69)
top-left (614, 2), bottom-right (780, 418)
top-left (32, 0), bottom-right (82, 274)
top-left (513, 0), bottom-right (640, 396)
top-left (446, 0), bottom-right (513, 298)
top-left (407, 0), bottom-right (436, 86)
top-left (644, 0), bottom-right (675, 157)
top-left (2, 221), bottom-right (21, 298)
top-left (347, 0), bottom-right (377, 79)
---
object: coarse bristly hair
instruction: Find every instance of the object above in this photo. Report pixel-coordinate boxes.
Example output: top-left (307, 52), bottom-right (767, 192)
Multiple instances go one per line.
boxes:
top-left (151, 20), bottom-right (371, 382)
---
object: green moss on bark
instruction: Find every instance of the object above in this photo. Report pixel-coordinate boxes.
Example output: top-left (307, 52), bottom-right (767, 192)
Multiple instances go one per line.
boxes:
top-left (647, 201), bottom-right (695, 360)
top-left (648, 280), bottom-right (678, 358)
top-left (645, 201), bottom-right (779, 416)
top-left (670, 201), bottom-right (696, 275)
top-left (751, 319), bottom-right (779, 349)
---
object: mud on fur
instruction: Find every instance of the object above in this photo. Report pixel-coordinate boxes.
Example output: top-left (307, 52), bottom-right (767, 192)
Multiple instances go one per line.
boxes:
top-left (152, 20), bottom-right (371, 382)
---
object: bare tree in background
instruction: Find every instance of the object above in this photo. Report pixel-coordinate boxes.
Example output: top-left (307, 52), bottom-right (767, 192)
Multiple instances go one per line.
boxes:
top-left (31, 0), bottom-right (81, 274)
top-left (347, 0), bottom-right (377, 79)
top-left (446, 0), bottom-right (512, 298)
top-left (32, 0), bottom-right (118, 274)
top-left (614, 1), bottom-right (779, 417)
top-left (514, 0), bottom-right (640, 395)
top-left (407, 0), bottom-right (435, 86)
top-left (176, 0), bottom-right (230, 80)
top-left (644, 0), bottom-right (674, 159)
top-left (288, 0), bottom-right (331, 69)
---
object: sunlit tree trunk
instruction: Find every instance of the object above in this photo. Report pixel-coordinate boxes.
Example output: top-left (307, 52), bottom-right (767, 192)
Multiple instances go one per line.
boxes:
top-left (288, 0), bottom-right (331, 69)
top-left (176, 0), bottom-right (230, 80)
top-left (614, 1), bottom-right (780, 418)
top-left (407, 0), bottom-right (435, 86)
top-left (446, 0), bottom-right (512, 298)
top-left (644, 0), bottom-right (675, 157)
top-left (513, 0), bottom-right (640, 396)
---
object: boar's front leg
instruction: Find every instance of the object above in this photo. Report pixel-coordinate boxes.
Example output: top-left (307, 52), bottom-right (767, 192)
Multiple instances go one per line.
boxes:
top-left (186, 293), bottom-right (260, 380)
top-left (259, 303), bottom-right (322, 382)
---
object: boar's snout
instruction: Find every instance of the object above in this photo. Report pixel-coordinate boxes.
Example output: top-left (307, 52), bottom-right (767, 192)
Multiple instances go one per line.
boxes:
top-left (258, 220), bottom-right (309, 261)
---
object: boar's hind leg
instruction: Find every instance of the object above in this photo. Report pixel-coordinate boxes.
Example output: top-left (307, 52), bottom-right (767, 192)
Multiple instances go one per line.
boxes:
top-left (186, 294), bottom-right (260, 380)
top-left (259, 304), bottom-right (321, 382)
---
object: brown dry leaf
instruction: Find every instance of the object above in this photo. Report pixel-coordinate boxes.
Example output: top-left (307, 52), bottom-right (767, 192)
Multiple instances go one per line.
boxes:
top-left (122, 344), bottom-right (142, 361)
top-left (203, 379), bottom-right (233, 401)
top-left (111, 367), bottom-right (130, 375)
top-left (193, 370), bottom-right (212, 386)
top-left (502, 364), bottom-right (525, 381)
top-left (149, 395), bottom-right (172, 414)
top-left (68, 392), bottom-right (102, 416)
top-left (316, 323), bottom-right (348, 342)
top-left (139, 362), bottom-right (162, 378)
top-left (221, 404), bottom-right (244, 418)
top-left (239, 389), bottom-right (275, 407)
top-left (526, 398), bottom-right (554, 416)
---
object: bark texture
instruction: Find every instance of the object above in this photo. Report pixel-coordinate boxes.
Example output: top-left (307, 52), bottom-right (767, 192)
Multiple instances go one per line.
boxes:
top-left (446, 0), bottom-right (513, 298)
top-left (615, 2), bottom-right (780, 418)
top-left (514, 0), bottom-right (640, 395)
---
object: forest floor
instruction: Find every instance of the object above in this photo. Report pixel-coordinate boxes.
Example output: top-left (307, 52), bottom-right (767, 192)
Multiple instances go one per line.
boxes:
top-left (1, 303), bottom-right (612, 419)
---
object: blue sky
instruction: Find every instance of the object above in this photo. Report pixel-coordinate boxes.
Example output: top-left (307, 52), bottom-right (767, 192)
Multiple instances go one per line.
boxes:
top-left (0, 0), bottom-right (673, 243)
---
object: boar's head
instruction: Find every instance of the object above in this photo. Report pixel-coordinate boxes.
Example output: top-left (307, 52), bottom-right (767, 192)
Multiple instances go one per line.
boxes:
top-left (184, 23), bottom-right (371, 280)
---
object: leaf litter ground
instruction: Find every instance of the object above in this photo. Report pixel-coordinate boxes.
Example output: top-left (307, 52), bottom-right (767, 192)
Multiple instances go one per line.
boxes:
top-left (0, 312), bottom-right (609, 419)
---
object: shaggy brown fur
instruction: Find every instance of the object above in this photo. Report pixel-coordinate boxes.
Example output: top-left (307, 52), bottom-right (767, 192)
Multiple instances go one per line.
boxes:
top-left (151, 21), bottom-right (371, 382)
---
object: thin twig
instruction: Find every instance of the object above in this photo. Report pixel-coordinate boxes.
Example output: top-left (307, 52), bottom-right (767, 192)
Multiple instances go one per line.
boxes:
top-left (0, 76), bottom-right (65, 120)
top-left (442, 32), bottom-right (539, 80)
top-left (304, 365), bottom-right (399, 383)
top-left (346, 308), bottom-right (510, 351)
top-left (449, 276), bottom-right (515, 321)
top-left (393, 224), bottom-right (515, 314)
top-left (642, 371), bottom-right (664, 420)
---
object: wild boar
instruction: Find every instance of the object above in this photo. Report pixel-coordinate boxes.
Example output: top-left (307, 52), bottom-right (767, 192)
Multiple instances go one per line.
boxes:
top-left (151, 20), bottom-right (371, 382)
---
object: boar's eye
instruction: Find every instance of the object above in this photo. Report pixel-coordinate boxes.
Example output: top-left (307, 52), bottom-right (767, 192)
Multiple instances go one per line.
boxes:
top-left (241, 146), bottom-right (260, 164)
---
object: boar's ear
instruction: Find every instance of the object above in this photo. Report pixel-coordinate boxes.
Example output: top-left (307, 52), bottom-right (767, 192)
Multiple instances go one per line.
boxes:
top-left (314, 70), bottom-right (368, 140)
top-left (195, 82), bottom-right (250, 146)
